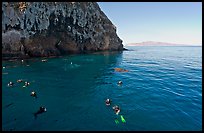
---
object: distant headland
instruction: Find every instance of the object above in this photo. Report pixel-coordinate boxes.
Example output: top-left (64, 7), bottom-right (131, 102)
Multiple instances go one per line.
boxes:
top-left (126, 41), bottom-right (201, 46)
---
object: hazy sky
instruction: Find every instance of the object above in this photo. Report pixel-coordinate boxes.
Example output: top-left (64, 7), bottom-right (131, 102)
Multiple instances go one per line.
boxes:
top-left (98, 2), bottom-right (202, 45)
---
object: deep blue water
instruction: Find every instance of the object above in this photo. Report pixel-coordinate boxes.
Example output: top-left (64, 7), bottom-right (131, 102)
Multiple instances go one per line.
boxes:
top-left (2, 46), bottom-right (202, 131)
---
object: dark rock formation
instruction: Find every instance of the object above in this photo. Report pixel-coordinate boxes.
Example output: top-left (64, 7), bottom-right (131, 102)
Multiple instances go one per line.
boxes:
top-left (2, 2), bottom-right (123, 59)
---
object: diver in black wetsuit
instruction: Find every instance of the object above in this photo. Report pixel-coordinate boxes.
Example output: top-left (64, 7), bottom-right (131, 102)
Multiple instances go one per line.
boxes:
top-left (8, 81), bottom-right (14, 87)
top-left (117, 80), bottom-right (123, 85)
top-left (113, 105), bottom-right (120, 115)
top-left (34, 106), bottom-right (47, 119)
top-left (105, 99), bottom-right (111, 106)
top-left (30, 91), bottom-right (37, 98)
top-left (24, 81), bottom-right (30, 86)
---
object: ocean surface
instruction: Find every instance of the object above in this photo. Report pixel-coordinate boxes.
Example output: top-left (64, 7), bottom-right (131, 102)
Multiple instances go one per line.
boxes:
top-left (2, 46), bottom-right (202, 131)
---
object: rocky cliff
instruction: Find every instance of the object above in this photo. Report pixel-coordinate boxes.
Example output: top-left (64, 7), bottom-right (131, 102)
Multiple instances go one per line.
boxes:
top-left (2, 2), bottom-right (123, 59)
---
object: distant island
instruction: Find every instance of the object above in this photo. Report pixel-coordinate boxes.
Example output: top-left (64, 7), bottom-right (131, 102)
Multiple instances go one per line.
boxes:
top-left (126, 41), bottom-right (200, 46)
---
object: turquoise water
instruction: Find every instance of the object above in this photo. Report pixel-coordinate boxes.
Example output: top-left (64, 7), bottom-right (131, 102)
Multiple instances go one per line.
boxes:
top-left (2, 46), bottom-right (202, 131)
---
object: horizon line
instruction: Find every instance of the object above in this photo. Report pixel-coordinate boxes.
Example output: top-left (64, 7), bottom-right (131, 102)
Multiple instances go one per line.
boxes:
top-left (124, 41), bottom-right (202, 46)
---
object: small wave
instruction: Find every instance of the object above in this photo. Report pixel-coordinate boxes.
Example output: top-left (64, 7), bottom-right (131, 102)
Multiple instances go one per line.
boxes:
top-left (183, 65), bottom-right (201, 71)
top-left (164, 88), bottom-right (185, 97)
top-left (134, 63), bottom-right (159, 67)
top-left (2, 72), bottom-right (8, 75)
top-left (70, 64), bottom-right (80, 68)
top-left (85, 59), bottom-right (94, 62)
top-left (62, 63), bottom-right (80, 71)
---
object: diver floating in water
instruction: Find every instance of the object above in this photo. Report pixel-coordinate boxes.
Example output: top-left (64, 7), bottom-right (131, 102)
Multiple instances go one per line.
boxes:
top-left (42, 59), bottom-right (47, 62)
top-left (8, 81), bottom-right (14, 87)
top-left (17, 79), bottom-right (23, 83)
top-left (113, 105), bottom-right (120, 115)
top-left (30, 91), bottom-right (37, 98)
top-left (33, 106), bottom-right (47, 119)
top-left (117, 80), bottom-right (123, 86)
top-left (23, 81), bottom-right (30, 87)
top-left (25, 81), bottom-right (30, 86)
top-left (105, 98), bottom-right (111, 106)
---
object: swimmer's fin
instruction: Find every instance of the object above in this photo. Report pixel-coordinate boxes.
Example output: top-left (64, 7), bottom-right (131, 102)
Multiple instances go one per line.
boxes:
top-left (115, 119), bottom-right (119, 124)
top-left (120, 115), bottom-right (126, 123)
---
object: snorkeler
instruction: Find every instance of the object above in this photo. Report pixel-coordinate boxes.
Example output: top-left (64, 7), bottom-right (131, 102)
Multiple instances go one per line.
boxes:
top-left (113, 105), bottom-right (120, 115)
top-left (33, 106), bottom-right (47, 119)
top-left (117, 80), bottom-right (123, 85)
top-left (105, 98), bottom-right (111, 106)
top-left (17, 79), bottom-right (23, 83)
top-left (30, 91), bottom-right (37, 98)
top-left (24, 81), bottom-right (30, 86)
top-left (8, 81), bottom-right (14, 87)
top-left (42, 59), bottom-right (47, 62)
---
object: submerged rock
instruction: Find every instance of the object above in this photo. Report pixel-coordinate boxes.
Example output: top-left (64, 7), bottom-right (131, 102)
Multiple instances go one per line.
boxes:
top-left (114, 68), bottom-right (129, 72)
top-left (2, 2), bottom-right (123, 60)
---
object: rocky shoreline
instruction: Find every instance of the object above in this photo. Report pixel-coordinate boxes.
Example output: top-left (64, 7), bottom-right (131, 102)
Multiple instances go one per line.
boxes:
top-left (2, 50), bottom-right (128, 61)
top-left (2, 2), bottom-right (124, 60)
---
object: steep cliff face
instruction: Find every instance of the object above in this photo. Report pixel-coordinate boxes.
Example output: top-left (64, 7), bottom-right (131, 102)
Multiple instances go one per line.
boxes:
top-left (2, 2), bottom-right (123, 59)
